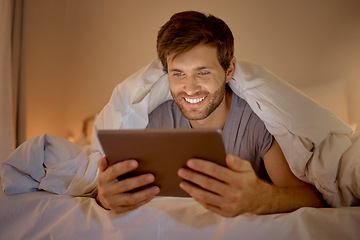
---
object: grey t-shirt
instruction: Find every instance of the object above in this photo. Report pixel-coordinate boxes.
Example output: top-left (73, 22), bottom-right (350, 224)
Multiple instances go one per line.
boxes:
top-left (146, 91), bottom-right (273, 182)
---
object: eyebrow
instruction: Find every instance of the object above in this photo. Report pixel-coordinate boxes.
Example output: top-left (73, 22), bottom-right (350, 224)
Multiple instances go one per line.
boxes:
top-left (168, 66), bottom-right (213, 72)
top-left (168, 68), bottom-right (182, 72)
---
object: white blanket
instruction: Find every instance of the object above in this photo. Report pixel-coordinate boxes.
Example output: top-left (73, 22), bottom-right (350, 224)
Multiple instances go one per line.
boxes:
top-left (1, 134), bottom-right (101, 196)
top-left (1, 59), bottom-right (359, 207)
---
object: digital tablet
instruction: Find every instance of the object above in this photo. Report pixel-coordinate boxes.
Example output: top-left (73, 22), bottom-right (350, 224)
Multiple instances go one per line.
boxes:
top-left (97, 128), bottom-right (226, 197)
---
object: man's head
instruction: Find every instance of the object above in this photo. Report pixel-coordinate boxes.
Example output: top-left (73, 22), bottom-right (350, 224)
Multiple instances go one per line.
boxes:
top-left (157, 11), bottom-right (234, 73)
top-left (156, 11), bottom-right (236, 124)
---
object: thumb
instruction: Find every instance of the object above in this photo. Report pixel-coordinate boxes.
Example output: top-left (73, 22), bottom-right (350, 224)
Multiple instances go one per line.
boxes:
top-left (225, 154), bottom-right (252, 172)
top-left (98, 156), bottom-right (109, 172)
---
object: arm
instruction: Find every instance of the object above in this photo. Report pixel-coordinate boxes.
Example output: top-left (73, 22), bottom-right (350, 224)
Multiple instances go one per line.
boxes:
top-left (260, 139), bottom-right (324, 213)
top-left (177, 139), bottom-right (323, 217)
top-left (96, 157), bottom-right (160, 213)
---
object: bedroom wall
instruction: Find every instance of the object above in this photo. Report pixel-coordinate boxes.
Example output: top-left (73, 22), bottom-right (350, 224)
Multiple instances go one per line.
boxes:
top-left (315, 12), bottom-right (360, 131)
top-left (19, 0), bottom-right (360, 144)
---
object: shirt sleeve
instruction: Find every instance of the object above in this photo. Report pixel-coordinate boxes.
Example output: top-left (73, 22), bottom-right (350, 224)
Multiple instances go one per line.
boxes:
top-left (253, 116), bottom-right (273, 159)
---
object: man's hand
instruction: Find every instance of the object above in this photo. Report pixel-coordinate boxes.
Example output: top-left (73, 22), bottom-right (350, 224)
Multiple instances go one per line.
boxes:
top-left (178, 151), bottom-right (324, 217)
top-left (96, 157), bottom-right (160, 214)
top-left (177, 154), bottom-right (265, 217)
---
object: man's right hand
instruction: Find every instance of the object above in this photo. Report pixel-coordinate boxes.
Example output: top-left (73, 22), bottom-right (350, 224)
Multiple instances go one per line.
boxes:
top-left (96, 157), bottom-right (160, 214)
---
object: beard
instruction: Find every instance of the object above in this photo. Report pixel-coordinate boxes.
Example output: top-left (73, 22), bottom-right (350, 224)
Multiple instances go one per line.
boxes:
top-left (171, 82), bottom-right (227, 121)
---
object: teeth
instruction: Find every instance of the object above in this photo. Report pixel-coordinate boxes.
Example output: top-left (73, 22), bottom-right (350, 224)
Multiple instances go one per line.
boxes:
top-left (185, 96), bottom-right (206, 104)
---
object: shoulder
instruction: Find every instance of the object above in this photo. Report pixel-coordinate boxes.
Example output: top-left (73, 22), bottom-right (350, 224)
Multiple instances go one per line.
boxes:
top-left (232, 93), bottom-right (261, 123)
top-left (147, 100), bottom-right (190, 129)
top-left (147, 100), bottom-right (174, 128)
top-left (232, 93), bottom-right (272, 144)
top-left (149, 100), bottom-right (175, 116)
top-left (147, 100), bottom-right (187, 128)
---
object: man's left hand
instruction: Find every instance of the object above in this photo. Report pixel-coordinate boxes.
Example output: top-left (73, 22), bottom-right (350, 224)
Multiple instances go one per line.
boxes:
top-left (177, 154), bottom-right (267, 217)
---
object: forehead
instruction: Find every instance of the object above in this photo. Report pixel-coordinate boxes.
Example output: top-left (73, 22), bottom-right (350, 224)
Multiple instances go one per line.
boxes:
top-left (167, 44), bottom-right (220, 70)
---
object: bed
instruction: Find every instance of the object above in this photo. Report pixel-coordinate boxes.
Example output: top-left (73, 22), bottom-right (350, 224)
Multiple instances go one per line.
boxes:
top-left (1, 191), bottom-right (359, 239)
top-left (1, 59), bottom-right (359, 240)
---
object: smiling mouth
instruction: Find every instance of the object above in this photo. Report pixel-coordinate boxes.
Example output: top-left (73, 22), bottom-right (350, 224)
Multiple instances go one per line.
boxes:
top-left (184, 96), bottom-right (206, 104)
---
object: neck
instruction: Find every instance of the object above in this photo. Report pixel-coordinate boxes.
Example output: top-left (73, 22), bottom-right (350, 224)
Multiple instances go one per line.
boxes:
top-left (190, 87), bottom-right (232, 130)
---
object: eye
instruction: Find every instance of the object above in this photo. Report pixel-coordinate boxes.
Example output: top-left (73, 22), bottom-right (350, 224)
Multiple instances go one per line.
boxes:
top-left (173, 72), bottom-right (185, 77)
top-left (198, 71), bottom-right (210, 76)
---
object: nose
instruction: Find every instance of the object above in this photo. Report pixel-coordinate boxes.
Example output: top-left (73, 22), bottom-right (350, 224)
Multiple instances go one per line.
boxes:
top-left (183, 75), bottom-right (200, 96)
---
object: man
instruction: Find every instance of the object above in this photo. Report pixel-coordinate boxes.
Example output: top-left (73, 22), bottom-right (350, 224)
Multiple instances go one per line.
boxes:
top-left (96, 11), bottom-right (323, 217)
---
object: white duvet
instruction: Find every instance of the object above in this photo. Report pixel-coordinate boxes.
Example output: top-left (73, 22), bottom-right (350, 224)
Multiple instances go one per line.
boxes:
top-left (1, 59), bottom-right (360, 207)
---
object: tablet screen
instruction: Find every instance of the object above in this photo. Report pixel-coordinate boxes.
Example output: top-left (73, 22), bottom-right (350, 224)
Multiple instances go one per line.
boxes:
top-left (97, 128), bottom-right (226, 197)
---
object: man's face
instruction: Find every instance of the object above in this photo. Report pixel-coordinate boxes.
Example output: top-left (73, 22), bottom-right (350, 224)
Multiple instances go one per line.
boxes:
top-left (167, 44), bottom-right (231, 121)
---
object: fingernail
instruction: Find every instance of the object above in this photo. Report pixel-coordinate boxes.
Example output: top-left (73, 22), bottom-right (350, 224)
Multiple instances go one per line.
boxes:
top-left (187, 159), bottom-right (195, 168)
top-left (226, 154), bottom-right (234, 164)
top-left (146, 174), bottom-right (155, 182)
top-left (152, 186), bottom-right (160, 194)
top-left (178, 168), bottom-right (185, 177)
top-left (179, 182), bottom-right (186, 189)
top-left (129, 160), bottom-right (138, 168)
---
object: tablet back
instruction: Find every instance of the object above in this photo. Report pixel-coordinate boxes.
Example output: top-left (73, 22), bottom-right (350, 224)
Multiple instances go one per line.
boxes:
top-left (97, 128), bottom-right (226, 197)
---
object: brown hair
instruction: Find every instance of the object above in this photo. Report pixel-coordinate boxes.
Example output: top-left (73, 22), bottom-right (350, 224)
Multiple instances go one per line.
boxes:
top-left (157, 11), bottom-right (234, 72)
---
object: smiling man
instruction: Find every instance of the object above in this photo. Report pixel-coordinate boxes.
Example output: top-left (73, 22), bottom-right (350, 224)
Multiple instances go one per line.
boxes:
top-left (166, 44), bottom-right (232, 129)
top-left (96, 11), bottom-right (324, 216)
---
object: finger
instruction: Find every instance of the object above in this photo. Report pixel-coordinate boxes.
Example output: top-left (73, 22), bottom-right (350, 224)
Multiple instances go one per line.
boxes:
top-left (111, 186), bottom-right (160, 211)
top-left (98, 156), bottom-right (109, 172)
top-left (97, 174), bottom-right (158, 211)
top-left (178, 168), bottom-right (230, 195)
top-left (179, 181), bottom-right (242, 218)
top-left (186, 158), bottom-right (234, 183)
top-left (111, 173), bottom-right (156, 194)
top-left (179, 180), bottom-right (224, 207)
top-left (225, 154), bottom-right (253, 172)
top-left (102, 160), bottom-right (139, 183)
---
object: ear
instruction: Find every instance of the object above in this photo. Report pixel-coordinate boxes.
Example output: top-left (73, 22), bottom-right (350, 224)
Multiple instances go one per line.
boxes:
top-left (225, 58), bottom-right (236, 83)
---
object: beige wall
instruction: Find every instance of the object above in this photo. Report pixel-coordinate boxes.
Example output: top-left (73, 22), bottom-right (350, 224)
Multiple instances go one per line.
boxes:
top-left (20, 0), bottom-right (360, 143)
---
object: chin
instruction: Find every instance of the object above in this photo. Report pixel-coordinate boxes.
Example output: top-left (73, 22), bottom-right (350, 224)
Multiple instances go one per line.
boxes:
top-left (181, 109), bottom-right (211, 121)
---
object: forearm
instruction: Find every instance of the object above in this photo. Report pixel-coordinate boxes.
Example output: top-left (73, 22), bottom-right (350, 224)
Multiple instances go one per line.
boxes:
top-left (254, 180), bottom-right (324, 215)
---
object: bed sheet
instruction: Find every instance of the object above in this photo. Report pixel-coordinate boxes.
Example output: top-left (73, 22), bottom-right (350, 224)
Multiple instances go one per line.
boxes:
top-left (0, 191), bottom-right (359, 240)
